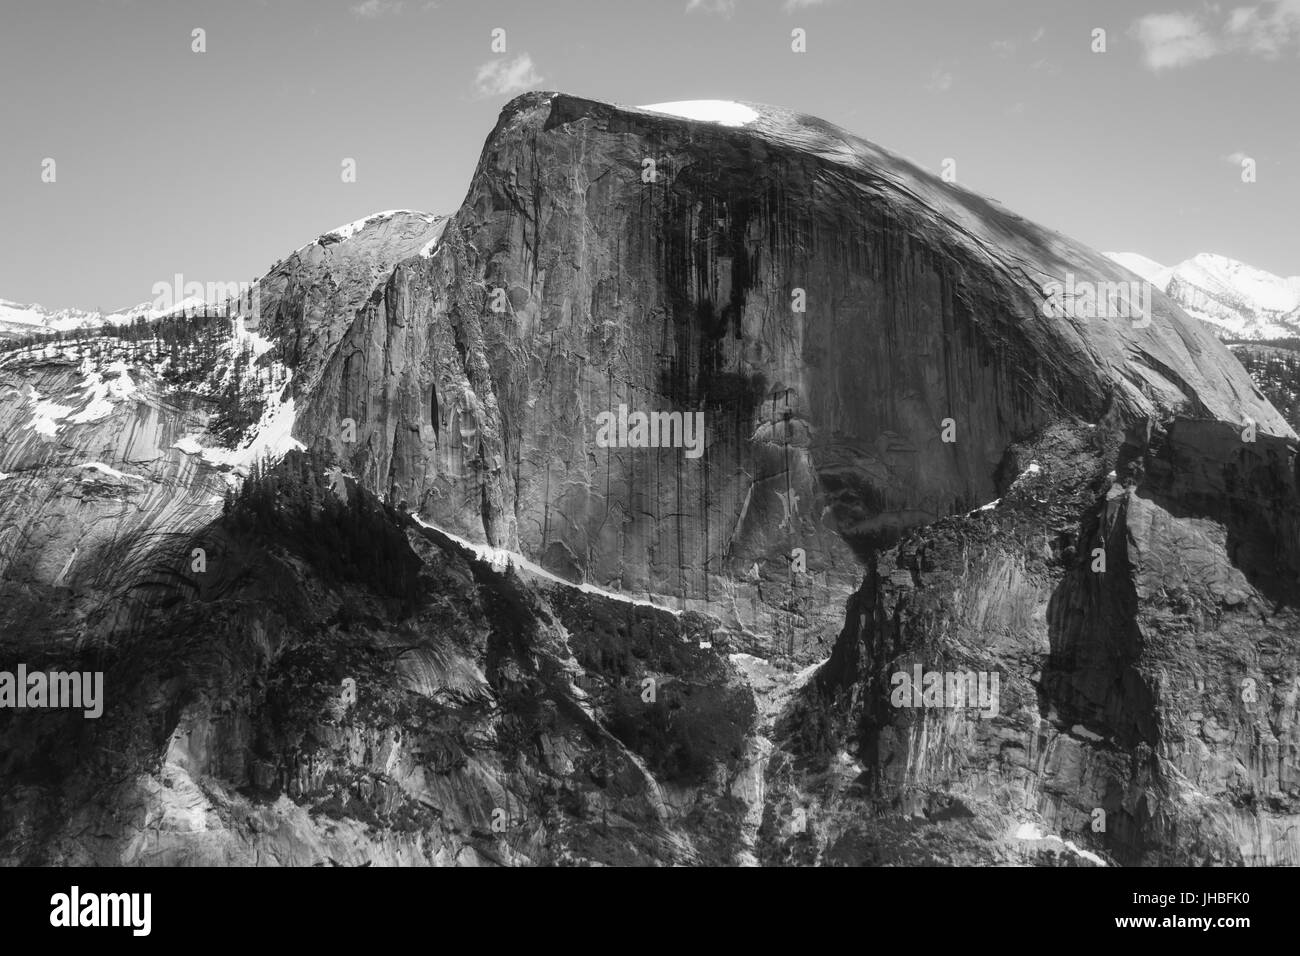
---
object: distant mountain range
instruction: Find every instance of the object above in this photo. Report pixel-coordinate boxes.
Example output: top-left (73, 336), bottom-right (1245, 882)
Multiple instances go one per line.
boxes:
top-left (0, 210), bottom-right (440, 342)
top-left (0, 296), bottom-right (210, 341)
top-left (1105, 251), bottom-right (1300, 341)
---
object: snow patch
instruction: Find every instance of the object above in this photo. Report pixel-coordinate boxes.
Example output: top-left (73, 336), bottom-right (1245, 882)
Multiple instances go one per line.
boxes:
top-left (419, 218), bottom-right (449, 258)
top-left (1072, 723), bottom-right (1105, 742)
top-left (67, 360), bottom-right (138, 425)
top-left (232, 314), bottom-right (273, 358)
top-left (1013, 821), bottom-right (1106, 866)
top-left (79, 461), bottom-right (145, 482)
top-left (18, 361), bottom-right (140, 437)
top-left (22, 388), bottom-right (74, 437)
top-left (321, 209), bottom-right (439, 244)
top-left (199, 373), bottom-right (304, 475)
top-left (639, 100), bottom-right (759, 127)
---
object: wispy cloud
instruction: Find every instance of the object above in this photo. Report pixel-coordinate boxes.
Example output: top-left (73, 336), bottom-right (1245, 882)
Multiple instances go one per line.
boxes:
top-left (1132, 12), bottom-right (1219, 70)
top-left (1225, 0), bottom-right (1300, 55)
top-left (686, 0), bottom-right (831, 13)
top-left (1133, 2), bottom-right (1300, 71)
top-left (350, 0), bottom-right (405, 18)
top-left (991, 27), bottom-right (1045, 59)
top-left (927, 66), bottom-right (954, 92)
top-left (475, 53), bottom-right (543, 97)
top-left (1225, 150), bottom-right (1251, 165)
top-left (686, 0), bottom-right (737, 15)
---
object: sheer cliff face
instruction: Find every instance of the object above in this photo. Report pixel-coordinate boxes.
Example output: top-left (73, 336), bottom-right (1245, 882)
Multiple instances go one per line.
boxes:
top-left (296, 93), bottom-right (1287, 662)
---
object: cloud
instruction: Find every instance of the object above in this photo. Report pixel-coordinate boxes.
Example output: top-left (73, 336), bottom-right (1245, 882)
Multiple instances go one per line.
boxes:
top-left (1132, 12), bottom-right (1219, 70)
top-left (475, 53), bottom-right (543, 97)
top-left (1132, 2), bottom-right (1300, 71)
top-left (685, 0), bottom-right (831, 13)
top-left (686, 0), bottom-right (737, 14)
top-left (1225, 150), bottom-right (1251, 166)
top-left (350, 0), bottom-right (404, 17)
top-left (1224, 0), bottom-right (1300, 55)
top-left (991, 27), bottom-right (1044, 58)
top-left (927, 66), bottom-right (954, 91)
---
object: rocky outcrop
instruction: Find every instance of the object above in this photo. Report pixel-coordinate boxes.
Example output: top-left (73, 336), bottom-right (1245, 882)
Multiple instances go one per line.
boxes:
top-left (768, 417), bottom-right (1300, 865)
top-left (0, 458), bottom-right (758, 865)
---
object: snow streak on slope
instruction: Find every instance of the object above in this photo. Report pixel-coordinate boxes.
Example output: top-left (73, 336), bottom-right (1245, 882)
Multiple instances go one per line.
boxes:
top-left (67, 360), bottom-right (138, 424)
top-left (173, 371), bottom-right (304, 478)
top-left (419, 217), bottom-right (449, 258)
top-left (78, 461), bottom-right (145, 483)
top-left (21, 388), bottom-right (75, 437)
top-left (408, 513), bottom-right (683, 616)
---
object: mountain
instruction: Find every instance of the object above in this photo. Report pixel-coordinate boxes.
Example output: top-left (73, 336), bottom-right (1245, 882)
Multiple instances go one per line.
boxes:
top-left (0, 299), bottom-right (143, 340)
top-left (0, 209), bottom-right (444, 343)
top-left (1, 94), bottom-right (1297, 866)
top-left (1106, 251), bottom-right (1300, 340)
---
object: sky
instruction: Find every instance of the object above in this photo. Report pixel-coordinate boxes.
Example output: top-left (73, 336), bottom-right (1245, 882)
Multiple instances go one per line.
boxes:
top-left (1, 0), bottom-right (1297, 311)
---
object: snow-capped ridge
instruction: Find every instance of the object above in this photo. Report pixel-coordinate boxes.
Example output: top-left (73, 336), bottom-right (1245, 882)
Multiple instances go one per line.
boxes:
top-left (319, 209), bottom-right (440, 244)
top-left (1104, 250), bottom-right (1300, 341)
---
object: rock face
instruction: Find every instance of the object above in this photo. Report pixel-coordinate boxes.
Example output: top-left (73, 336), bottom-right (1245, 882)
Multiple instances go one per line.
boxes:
top-left (771, 419), bottom-right (1300, 866)
top-left (0, 93), bottom-right (1295, 866)
top-left (1, 456), bottom-right (758, 865)
top-left (294, 93), bottom-right (1286, 666)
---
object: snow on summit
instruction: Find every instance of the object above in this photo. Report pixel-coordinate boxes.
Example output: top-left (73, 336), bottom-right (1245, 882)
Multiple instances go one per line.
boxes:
top-left (1105, 250), bottom-right (1300, 340)
top-left (638, 100), bottom-right (759, 127)
top-left (320, 209), bottom-right (439, 243)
